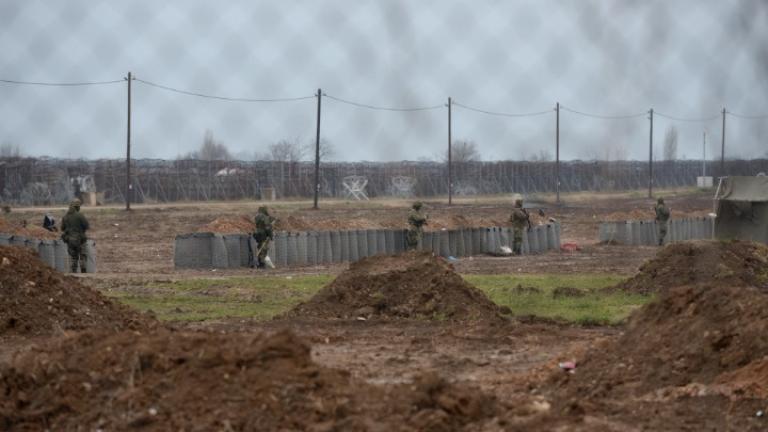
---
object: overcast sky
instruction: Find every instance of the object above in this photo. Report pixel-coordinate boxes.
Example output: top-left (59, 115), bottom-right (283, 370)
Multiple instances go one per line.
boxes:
top-left (1, 0), bottom-right (766, 161)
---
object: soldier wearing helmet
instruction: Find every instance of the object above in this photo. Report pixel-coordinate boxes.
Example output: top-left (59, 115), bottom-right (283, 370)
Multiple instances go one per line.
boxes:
top-left (61, 199), bottom-right (90, 273)
top-left (509, 197), bottom-right (530, 255)
top-left (253, 206), bottom-right (276, 268)
top-left (406, 202), bottom-right (428, 250)
top-left (654, 197), bottom-right (670, 246)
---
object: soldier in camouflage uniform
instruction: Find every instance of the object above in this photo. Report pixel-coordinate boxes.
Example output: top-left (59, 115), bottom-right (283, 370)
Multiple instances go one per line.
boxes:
top-left (61, 199), bottom-right (90, 273)
top-left (253, 206), bottom-right (276, 268)
top-left (654, 197), bottom-right (671, 246)
top-left (406, 202), bottom-right (428, 250)
top-left (509, 198), bottom-right (530, 255)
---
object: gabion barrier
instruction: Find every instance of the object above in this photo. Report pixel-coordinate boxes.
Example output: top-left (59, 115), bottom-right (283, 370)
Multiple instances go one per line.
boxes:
top-left (0, 234), bottom-right (97, 273)
top-left (598, 217), bottom-right (714, 246)
top-left (174, 224), bottom-right (562, 269)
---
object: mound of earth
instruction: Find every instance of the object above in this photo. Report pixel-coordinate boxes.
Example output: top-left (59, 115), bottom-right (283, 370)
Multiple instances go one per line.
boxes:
top-left (0, 329), bottom-right (498, 431)
top-left (0, 246), bottom-right (149, 335)
top-left (616, 240), bottom-right (768, 295)
top-left (283, 251), bottom-right (509, 322)
top-left (197, 215), bottom-right (255, 234)
top-left (525, 282), bottom-right (768, 430)
top-left (0, 217), bottom-right (59, 240)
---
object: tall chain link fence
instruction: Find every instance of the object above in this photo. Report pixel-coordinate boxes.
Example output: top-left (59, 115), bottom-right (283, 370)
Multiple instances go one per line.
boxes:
top-left (1, 1), bottom-right (767, 205)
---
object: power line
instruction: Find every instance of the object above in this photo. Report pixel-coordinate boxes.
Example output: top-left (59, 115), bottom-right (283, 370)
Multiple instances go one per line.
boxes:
top-left (560, 105), bottom-right (646, 120)
top-left (654, 111), bottom-right (720, 122)
top-left (452, 101), bottom-right (552, 117)
top-left (135, 78), bottom-right (315, 102)
top-left (324, 94), bottom-right (443, 112)
top-left (728, 111), bottom-right (768, 119)
top-left (0, 78), bottom-right (123, 87)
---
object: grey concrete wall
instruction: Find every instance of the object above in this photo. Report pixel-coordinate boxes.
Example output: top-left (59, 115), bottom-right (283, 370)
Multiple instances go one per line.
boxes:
top-left (598, 218), bottom-right (715, 246)
top-left (173, 224), bottom-right (563, 269)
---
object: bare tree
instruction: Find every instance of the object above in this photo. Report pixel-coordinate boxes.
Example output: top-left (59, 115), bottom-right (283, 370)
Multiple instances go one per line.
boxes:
top-left (444, 140), bottom-right (480, 162)
top-left (0, 142), bottom-right (21, 158)
top-left (268, 139), bottom-right (307, 162)
top-left (268, 138), bottom-right (335, 162)
top-left (663, 126), bottom-right (678, 161)
top-left (180, 130), bottom-right (231, 160)
top-left (529, 149), bottom-right (553, 161)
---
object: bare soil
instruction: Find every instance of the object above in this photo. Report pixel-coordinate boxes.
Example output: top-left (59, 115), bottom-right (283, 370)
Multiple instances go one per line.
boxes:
top-left (282, 251), bottom-right (509, 322)
top-left (5, 190), bottom-right (713, 274)
top-left (615, 240), bottom-right (768, 294)
top-left (4, 191), bottom-right (759, 431)
top-left (0, 246), bottom-right (150, 336)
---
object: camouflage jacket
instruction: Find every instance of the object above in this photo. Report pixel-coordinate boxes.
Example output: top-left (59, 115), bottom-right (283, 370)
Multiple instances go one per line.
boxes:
top-left (61, 210), bottom-right (89, 243)
top-left (655, 204), bottom-right (670, 223)
top-left (254, 213), bottom-right (275, 240)
top-left (407, 210), bottom-right (427, 230)
top-left (510, 208), bottom-right (529, 230)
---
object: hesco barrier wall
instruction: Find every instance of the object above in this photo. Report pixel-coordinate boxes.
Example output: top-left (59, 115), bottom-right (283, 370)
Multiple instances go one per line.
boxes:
top-left (598, 218), bottom-right (714, 246)
top-left (0, 234), bottom-right (97, 273)
top-left (174, 224), bottom-right (562, 269)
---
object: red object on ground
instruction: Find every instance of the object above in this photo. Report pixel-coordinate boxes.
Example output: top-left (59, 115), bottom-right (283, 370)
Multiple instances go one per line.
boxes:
top-left (561, 243), bottom-right (580, 252)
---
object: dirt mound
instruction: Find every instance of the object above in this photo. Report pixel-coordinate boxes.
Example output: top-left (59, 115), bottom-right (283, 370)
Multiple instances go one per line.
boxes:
top-left (616, 240), bottom-right (768, 294)
top-left (0, 217), bottom-right (59, 240)
top-left (283, 251), bottom-right (509, 322)
top-left (0, 329), bottom-right (497, 431)
top-left (0, 246), bottom-right (149, 335)
top-left (197, 215), bottom-right (255, 233)
top-left (555, 283), bottom-right (768, 398)
top-left (526, 282), bottom-right (768, 429)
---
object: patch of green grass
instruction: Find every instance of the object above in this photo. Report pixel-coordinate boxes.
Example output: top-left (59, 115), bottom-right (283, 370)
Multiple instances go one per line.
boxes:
top-left (105, 273), bottom-right (649, 325)
top-left (106, 275), bottom-right (331, 322)
top-left (465, 274), bottom-right (650, 325)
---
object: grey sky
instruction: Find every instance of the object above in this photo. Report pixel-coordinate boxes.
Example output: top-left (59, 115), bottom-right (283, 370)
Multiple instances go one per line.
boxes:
top-left (1, 0), bottom-right (766, 161)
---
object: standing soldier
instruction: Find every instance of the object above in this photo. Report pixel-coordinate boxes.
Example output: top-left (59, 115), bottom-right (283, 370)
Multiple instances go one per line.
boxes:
top-left (509, 198), bottom-right (530, 255)
top-left (61, 199), bottom-right (89, 273)
top-left (253, 206), bottom-right (276, 268)
top-left (654, 197), bottom-right (671, 246)
top-left (406, 202), bottom-right (427, 250)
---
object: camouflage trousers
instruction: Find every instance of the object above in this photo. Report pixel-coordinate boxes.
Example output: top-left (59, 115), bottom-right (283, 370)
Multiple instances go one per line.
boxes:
top-left (512, 228), bottom-right (524, 255)
top-left (657, 222), bottom-right (668, 246)
top-left (67, 241), bottom-right (87, 273)
top-left (255, 239), bottom-right (270, 268)
top-left (406, 228), bottom-right (423, 250)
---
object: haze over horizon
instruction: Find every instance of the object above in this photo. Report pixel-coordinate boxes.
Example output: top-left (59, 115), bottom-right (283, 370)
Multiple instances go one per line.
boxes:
top-left (1, 0), bottom-right (767, 162)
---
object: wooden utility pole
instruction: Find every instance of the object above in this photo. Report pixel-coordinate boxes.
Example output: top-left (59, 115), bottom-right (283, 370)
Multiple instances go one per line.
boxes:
top-left (447, 96), bottom-right (453, 205)
top-left (720, 108), bottom-right (726, 176)
top-left (555, 102), bottom-right (560, 204)
top-left (126, 72), bottom-right (132, 210)
top-left (648, 108), bottom-right (654, 199)
top-left (313, 88), bottom-right (322, 209)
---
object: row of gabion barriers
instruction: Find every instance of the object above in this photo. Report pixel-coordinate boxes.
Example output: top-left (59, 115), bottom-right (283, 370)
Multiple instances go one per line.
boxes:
top-left (598, 217), bottom-right (714, 246)
top-left (174, 223), bottom-right (562, 269)
top-left (0, 234), bottom-right (97, 273)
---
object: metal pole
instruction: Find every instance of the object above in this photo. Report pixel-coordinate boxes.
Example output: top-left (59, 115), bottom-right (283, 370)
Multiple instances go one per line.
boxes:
top-left (447, 96), bottom-right (452, 205)
top-left (126, 71), bottom-right (132, 210)
top-left (313, 88), bottom-right (322, 209)
top-left (555, 102), bottom-right (560, 204)
top-left (648, 108), bottom-right (654, 198)
top-left (702, 130), bottom-right (706, 177)
top-left (720, 108), bottom-right (726, 176)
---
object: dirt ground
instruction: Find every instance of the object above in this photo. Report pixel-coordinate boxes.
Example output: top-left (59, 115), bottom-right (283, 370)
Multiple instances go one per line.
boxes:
top-left (5, 189), bottom-right (714, 275)
top-left (5, 189), bottom-right (754, 431)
